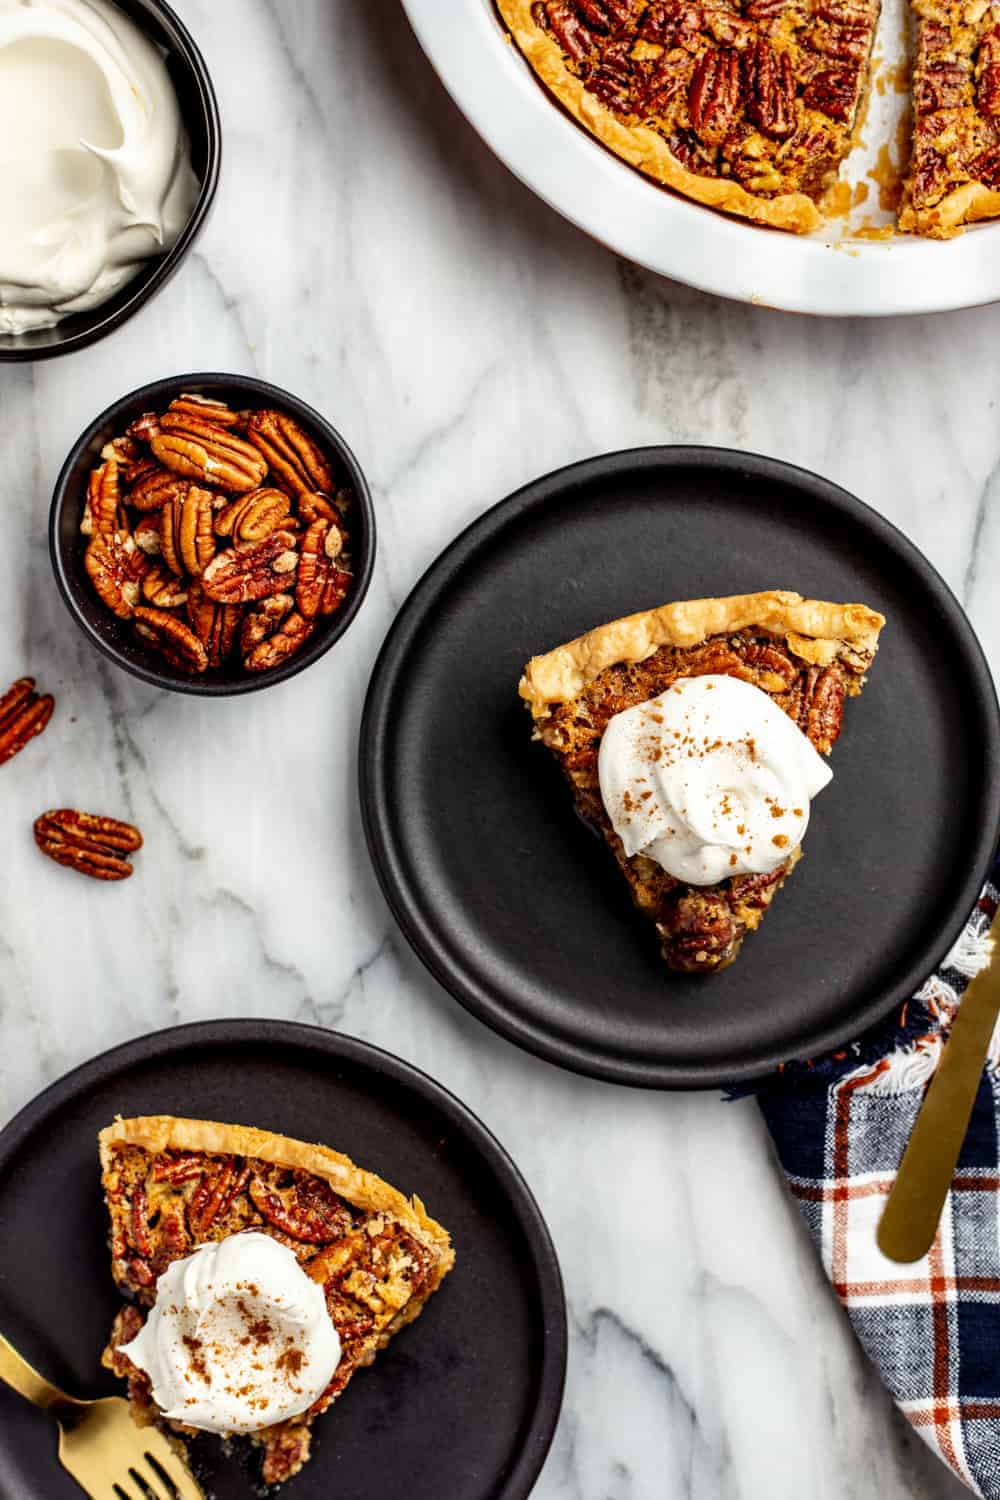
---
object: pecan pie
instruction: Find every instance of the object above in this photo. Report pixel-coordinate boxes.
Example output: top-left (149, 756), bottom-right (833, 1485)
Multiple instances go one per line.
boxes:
top-left (496, 0), bottom-right (881, 232)
top-left (100, 1116), bottom-right (454, 1485)
top-left (520, 591), bottom-right (884, 972)
top-left (899, 1), bottom-right (1000, 234)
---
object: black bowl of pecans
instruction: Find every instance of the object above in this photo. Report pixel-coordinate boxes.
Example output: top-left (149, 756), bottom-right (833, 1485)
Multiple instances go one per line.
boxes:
top-left (50, 374), bottom-right (375, 695)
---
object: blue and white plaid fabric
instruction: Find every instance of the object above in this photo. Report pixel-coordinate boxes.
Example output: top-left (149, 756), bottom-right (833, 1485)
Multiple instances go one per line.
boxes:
top-left (758, 859), bottom-right (1000, 1493)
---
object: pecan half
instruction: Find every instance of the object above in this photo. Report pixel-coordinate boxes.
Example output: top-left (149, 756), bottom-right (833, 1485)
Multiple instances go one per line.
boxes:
top-left (187, 583), bottom-right (242, 668)
top-left (803, 664), bottom-right (845, 752)
top-left (133, 606), bottom-right (209, 674)
top-left (245, 410), bottom-right (334, 497)
top-left (296, 519), bottom-right (350, 618)
top-left (126, 412), bottom-right (162, 444)
top-left (153, 418), bottom-right (267, 495)
top-left (248, 1172), bottom-right (353, 1243)
top-left (142, 563), bottom-right (188, 609)
top-left (689, 47), bottom-right (741, 144)
top-left (977, 26), bottom-right (1000, 115)
top-left (202, 530), bottom-right (299, 604)
top-left (161, 485), bottom-right (217, 577)
top-left (129, 467), bottom-right (190, 514)
top-left (215, 487), bottom-right (291, 548)
top-left (80, 460), bottom-right (123, 537)
top-left (803, 64), bottom-right (859, 120)
top-left (33, 809), bottom-right (142, 882)
top-left (745, 39), bottom-right (797, 136)
top-left (240, 594), bottom-right (294, 655)
top-left (299, 490), bottom-right (341, 525)
top-left (85, 531), bottom-right (146, 618)
top-left (0, 678), bottom-right (55, 768)
top-left (244, 610), bottom-right (314, 672)
top-left (165, 392), bottom-right (242, 429)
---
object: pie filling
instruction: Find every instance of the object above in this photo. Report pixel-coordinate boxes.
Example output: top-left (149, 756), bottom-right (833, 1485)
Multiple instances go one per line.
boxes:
top-left (502, 0), bottom-right (1000, 234)
top-left (102, 1138), bottom-right (450, 1485)
top-left (900, 4), bottom-right (1000, 233)
top-left (534, 628), bottom-right (865, 971)
top-left (508, 0), bottom-right (879, 213)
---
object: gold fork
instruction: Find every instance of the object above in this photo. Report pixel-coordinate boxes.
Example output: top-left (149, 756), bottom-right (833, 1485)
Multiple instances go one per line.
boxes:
top-left (0, 1331), bottom-right (203, 1499)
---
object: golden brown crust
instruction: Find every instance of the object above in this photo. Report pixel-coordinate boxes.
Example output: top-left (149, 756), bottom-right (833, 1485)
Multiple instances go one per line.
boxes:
top-left (899, 181), bottom-right (1000, 235)
top-left (496, 0), bottom-right (822, 233)
top-left (99, 1115), bottom-right (453, 1270)
top-left (519, 589), bottom-right (885, 717)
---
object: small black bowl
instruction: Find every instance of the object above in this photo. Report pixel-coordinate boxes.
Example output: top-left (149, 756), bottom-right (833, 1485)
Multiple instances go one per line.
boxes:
top-left (50, 373), bottom-right (376, 696)
top-left (0, 0), bottom-right (220, 362)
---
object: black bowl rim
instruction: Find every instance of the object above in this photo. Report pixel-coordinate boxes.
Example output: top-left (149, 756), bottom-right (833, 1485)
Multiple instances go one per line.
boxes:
top-left (359, 443), bottom-right (1000, 1089)
top-left (50, 372), bottom-right (377, 696)
top-left (0, 1017), bottom-right (569, 1500)
top-left (0, 0), bottom-right (221, 363)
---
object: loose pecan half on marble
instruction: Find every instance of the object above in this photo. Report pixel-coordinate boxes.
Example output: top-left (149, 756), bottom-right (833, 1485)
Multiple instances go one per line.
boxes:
top-left (0, 678), bottom-right (55, 768)
top-left (34, 810), bottom-right (143, 881)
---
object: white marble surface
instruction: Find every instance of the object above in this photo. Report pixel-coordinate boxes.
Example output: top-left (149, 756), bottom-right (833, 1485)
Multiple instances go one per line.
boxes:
top-left (0, 1), bottom-right (994, 1496)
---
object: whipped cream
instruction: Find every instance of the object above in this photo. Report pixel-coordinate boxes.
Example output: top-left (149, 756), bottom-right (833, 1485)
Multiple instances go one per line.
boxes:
top-left (598, 674), bottom-right (833, 886)
top-left (0, 0), bottom-right (198, 334)
top-left (121, 1232), bottom-right (342, 1435)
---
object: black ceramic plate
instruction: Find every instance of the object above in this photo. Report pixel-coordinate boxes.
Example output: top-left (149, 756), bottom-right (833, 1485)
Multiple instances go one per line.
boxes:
top-left (360, 447), bottom-right (1000, 1089)
top-left (0, 1021), bottom-right (566, 1500)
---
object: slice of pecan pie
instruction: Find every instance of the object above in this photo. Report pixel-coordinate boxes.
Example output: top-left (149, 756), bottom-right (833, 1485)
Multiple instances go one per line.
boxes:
top-left (520, 591), bottom-right (884, 973)
top-left (496, 0), bottom-right (880, 232)
top-left (100, 1116), bottom-right (454, 1485)
top-left (899, 2), bottom-right (1000, 234)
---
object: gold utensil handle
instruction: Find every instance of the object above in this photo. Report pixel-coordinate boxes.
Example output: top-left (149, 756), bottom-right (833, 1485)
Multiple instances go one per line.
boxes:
top-left (878, 934), bottom-right (1000, 1263)
top-left (0, 1332), bottom-right (68, 1410)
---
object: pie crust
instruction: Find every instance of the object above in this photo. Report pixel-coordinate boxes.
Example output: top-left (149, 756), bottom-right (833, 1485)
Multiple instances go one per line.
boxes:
top-left (100, 1115), bottom-right (454, 1485)
top-left (521, 590), bottom-right (885, 972)
top-left (520, 589), bottom-right (885, 718)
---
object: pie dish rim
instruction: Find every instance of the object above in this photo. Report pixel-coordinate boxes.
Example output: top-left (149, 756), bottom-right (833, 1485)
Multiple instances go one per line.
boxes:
top-left (401, 0), bottom-right (1000, 316)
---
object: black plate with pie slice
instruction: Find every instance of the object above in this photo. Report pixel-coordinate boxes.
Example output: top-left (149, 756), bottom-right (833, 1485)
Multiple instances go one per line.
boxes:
top-left (0, 1021), bottom-right (566, 1500)
top-left (360, 446), bottom-right (1000, 1089)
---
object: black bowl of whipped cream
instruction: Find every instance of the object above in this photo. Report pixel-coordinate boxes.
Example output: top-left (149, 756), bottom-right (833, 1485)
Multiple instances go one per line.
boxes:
top-left (0, 0), bottom-right (220, 361)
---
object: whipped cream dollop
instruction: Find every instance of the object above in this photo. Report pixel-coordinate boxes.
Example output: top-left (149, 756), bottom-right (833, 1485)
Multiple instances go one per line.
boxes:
top-left (598, 674), bottom-right (833, 886)
top-left (0, 0), bottom-right (198, 334)
top-left (121, 1232), bottom-right (342, 1435)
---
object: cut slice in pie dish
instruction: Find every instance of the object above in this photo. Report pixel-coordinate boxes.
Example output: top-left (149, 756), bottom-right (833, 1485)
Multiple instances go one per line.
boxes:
top-left (99, 1116), bottom-right (454, 1486)
top-left (520, 590), bottom-right (884, 974)
top-left (899, 3), bottom-right (1000, 235)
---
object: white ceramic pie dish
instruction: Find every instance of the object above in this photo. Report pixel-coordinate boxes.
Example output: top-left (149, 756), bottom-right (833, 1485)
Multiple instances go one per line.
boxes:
top-left (401, 0), bottom-right (1000, 317)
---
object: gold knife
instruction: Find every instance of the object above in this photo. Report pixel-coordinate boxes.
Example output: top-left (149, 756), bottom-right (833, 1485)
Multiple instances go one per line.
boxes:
top-left (877, 910), bottom-right (998, 1263)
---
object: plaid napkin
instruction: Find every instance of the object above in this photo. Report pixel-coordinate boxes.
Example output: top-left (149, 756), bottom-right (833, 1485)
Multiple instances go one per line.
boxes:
top-left (756, 857), bottom-right (1000, 1494)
